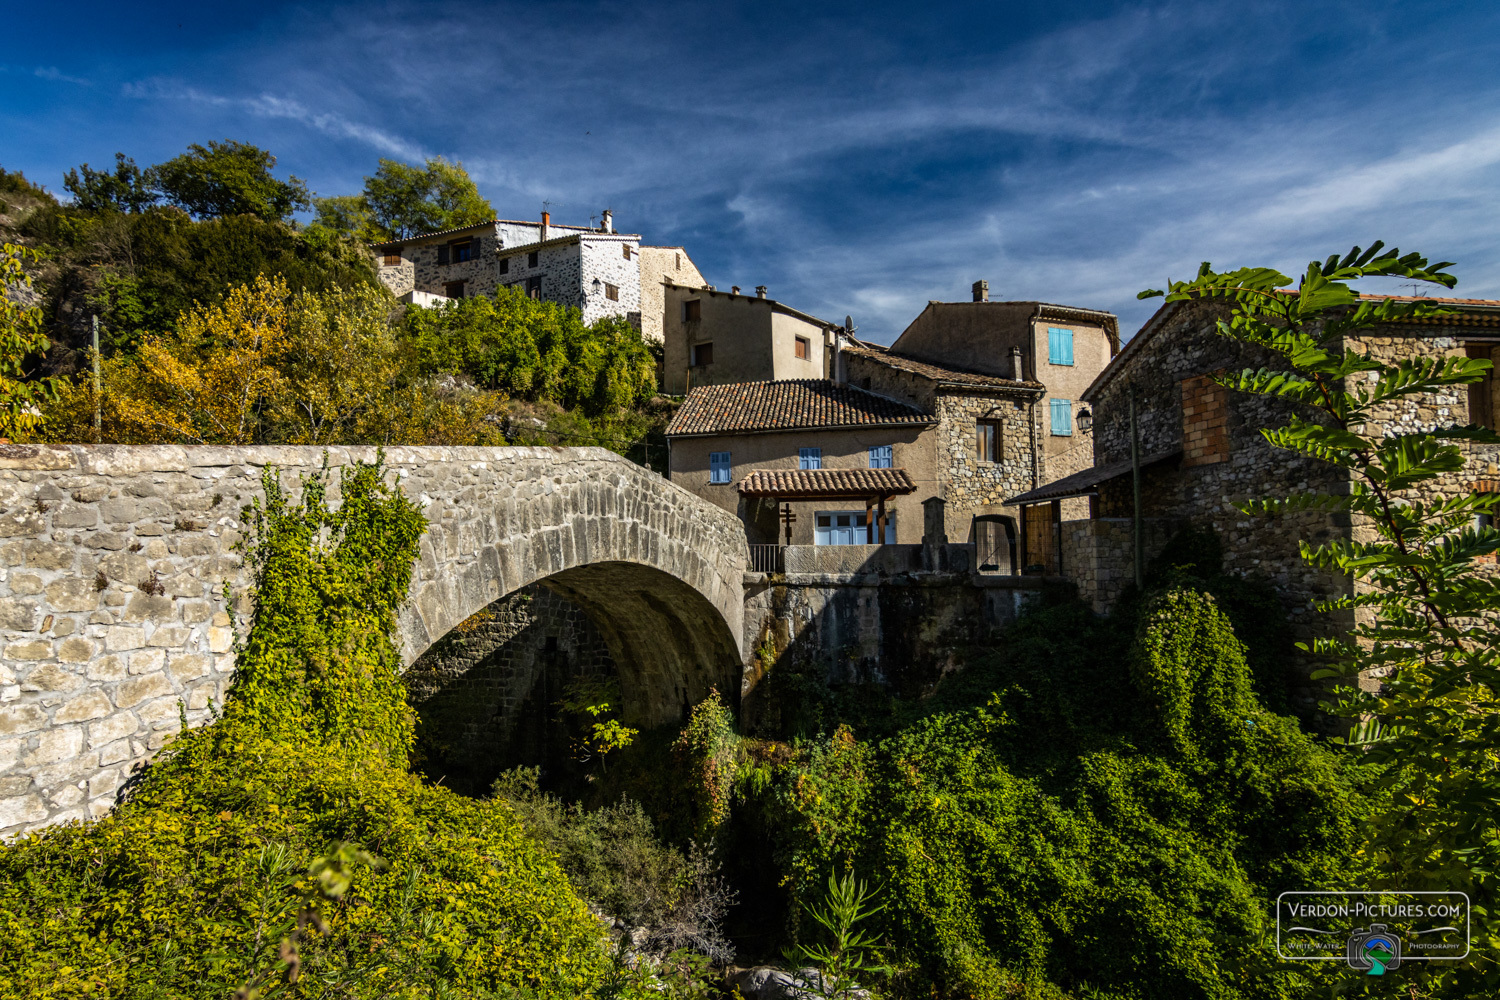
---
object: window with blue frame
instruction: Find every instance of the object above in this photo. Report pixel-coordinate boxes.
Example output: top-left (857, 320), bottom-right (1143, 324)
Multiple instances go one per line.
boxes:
top-left (709, 451), bottom-right (731, 484)
top-left (799, 447), bottom-right (822, 470)
top-left (1050, 398), bottom-right (1073, 436)
top-left (868, 445), bottom-right (892, 469)
top-left (1048, 327), bottom-right (1074, 366)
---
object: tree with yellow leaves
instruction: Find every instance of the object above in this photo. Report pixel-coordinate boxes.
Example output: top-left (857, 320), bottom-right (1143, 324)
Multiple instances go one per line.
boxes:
top-left (0, 243), bottom-right (61, 440)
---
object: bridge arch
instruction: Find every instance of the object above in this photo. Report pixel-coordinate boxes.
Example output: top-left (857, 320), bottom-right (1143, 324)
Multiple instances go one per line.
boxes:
top-left (0, 444), bottom-right (748, 839)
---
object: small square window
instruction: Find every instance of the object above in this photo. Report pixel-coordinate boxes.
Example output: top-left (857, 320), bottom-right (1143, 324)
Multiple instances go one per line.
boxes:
top-left (709, 451), bottom-right (731, 484)
top-left (528, 250), bottom-right (539, 268)
top-left (799, 448), bottom-right (822, 470)
top-left (794, 336), bottom-right (810, 360)
top-left (605, 283), bottom-right (620, 301)
top-left (869, 445), bottom-right (892, 469)
top-left (499, 257), bottom-right (510, 275)
top-left (977, 420), bottom-right (1001, 462)
top-left (444, 280), bottom-right (465, 300)
top-left (383, 253), bottom-right (402, 266)
top-left (1050, 399), bottom-right (1073, 436)
top-left (526, 276), bottom-right (542, 299)
top-left (452, 240), bottom-right (474, 262)
top-left (684, 299), bottom-right (702, 322)
top-left (692, 342), bottom-right (714, 366)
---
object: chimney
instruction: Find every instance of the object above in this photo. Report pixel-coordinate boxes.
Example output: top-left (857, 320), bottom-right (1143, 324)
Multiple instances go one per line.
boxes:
top-left (756, 285), bottom-right (767, 298)
top-left (973, 279), bottom-right (989, 302)
top-left (540, 211), bottom-right (550, 241)
top-left (601, 209), bottom-right (613, 234)
top-left (1010, 346), bottom-right (1024, 381)
top-left (731, 286), bottom-right (741, 295)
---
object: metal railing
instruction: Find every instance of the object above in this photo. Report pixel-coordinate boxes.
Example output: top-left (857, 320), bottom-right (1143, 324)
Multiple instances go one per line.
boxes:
top-left (748, 544), bottom-right (784, 574)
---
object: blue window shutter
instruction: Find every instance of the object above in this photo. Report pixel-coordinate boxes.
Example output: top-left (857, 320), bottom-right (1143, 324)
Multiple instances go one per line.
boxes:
top-left (1048, 327), bottom-right (1074, 365)
top-left (709, 452), bottom-right (731, 484)
top-left (868, 445), bottom-right (892, 469)
top-left (799, 448), bottom-right (822, 470)
top-left (1050, 399), bottom-right (1072, 435)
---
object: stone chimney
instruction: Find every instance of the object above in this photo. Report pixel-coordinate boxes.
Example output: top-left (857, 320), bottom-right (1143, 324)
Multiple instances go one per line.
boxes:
top-left (601, 209), bottom-right (613, 234)
top-left (1011, 346), bottom-right (1024, 381)
top-left (731, 286), bottom-right (741, 295)
top-left (540, 211), bottom-right (550, 242)
top-left (756, 286), bottom-right (767, 298)
top-left (973, 279), bottom-right (989, 302)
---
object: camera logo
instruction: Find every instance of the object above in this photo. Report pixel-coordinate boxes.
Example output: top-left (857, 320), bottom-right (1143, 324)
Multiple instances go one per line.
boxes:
top-left (1346, 924), bottom-right (1401, 975)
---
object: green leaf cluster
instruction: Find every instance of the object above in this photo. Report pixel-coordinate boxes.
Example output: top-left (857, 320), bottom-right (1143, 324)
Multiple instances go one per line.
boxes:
top-left (1148, 243), bottom-right (1500, 995)
top-left (402, 286), bottom-right (659, 416)
top-left (63, 140), bottom-right (310, 222)
top-left (737, 589), bottom-right (1361, 999)
top-left (312, 157), bottom-right (494, 242)
top-left (0, 460), bottom-right (608, 998)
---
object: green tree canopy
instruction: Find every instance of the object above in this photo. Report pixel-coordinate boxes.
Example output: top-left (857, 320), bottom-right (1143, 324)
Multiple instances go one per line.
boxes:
top-left (62, 153), bottom-right (158, 213)
top-left (150, 139), bottom-right (310, 222)
top-left (315, 156), bottom-right (493, 241)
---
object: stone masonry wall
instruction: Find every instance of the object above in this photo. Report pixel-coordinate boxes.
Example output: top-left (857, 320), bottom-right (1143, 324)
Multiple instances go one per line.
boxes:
top-left (0, 444), bottom-right (748, 840)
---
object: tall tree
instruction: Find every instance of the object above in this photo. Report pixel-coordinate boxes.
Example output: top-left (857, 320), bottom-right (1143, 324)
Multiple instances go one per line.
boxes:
top-left (318, 156), bottom-right (493, 241)
top-left (150, 140), bottom-right (310, 222)
top-left (62, 153), bottom-right (158, 213)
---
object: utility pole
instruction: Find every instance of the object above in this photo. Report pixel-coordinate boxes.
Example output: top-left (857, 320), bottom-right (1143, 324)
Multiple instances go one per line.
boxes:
top-left (1130, 381), bottom-right (1143, 589)
top-left (91, 315), bottom-right (101, 444)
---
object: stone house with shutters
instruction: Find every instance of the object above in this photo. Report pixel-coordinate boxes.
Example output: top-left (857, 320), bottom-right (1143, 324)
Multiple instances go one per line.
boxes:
top-left (371, 210), bottom-right (705, 340)
top-left (661, 281), bottom-right (842, 395)
top-left (1007, 293), bottom-right (1500, 644)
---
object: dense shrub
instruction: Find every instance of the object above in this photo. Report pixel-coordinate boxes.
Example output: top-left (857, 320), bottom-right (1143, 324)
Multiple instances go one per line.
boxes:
top-left (0, 460), bottom-right (603, 998)
top-left (402, 287), bottom-right (658, 416)
top-left (741, 588), bottom-right (1363, 999)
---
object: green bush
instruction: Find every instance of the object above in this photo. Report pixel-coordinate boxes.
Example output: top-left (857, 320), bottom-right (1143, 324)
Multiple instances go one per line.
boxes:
top-left (0, 460), bottom-right (604, 998)
top-left (401, 287), bottom-right (658, 416)
top-left (744, 589), bottom-right (1363, 1000)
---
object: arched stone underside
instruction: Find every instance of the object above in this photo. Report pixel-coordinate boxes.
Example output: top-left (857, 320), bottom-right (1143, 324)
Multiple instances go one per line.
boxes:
top-left (0, 445), bottom-right (749, 839)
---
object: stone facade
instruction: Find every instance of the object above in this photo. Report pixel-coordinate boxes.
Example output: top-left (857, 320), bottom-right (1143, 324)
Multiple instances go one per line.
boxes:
top-left (0, 444), bottom-right (749, 840)
top-left (638, 248), bottom-right (706, 344)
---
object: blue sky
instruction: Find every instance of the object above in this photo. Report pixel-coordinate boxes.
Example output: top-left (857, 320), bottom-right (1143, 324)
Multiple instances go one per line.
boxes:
top-left (4, 1), bottom-right (1500, 342)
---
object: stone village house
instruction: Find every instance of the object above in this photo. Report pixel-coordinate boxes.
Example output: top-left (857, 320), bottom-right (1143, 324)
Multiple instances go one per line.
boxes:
top-left (371, 210), bottom-right (706, 343)
top-left (666, 285), bottom-right (1118, 571)
top-left (1006, 293), bottom-right (1500, 649)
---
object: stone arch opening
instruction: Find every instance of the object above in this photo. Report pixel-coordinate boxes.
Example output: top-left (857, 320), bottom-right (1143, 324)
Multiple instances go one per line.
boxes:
top-left (404, 561), bottom-right (741, 794)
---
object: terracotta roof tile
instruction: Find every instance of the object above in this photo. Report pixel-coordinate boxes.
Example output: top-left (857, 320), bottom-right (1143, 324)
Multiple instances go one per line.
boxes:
top-left (737, 467), bottom-right (917, 498)
top-left (666, 380), bottom-right (934, 437)
top-left (843, 342), bottom-right (1045, 391)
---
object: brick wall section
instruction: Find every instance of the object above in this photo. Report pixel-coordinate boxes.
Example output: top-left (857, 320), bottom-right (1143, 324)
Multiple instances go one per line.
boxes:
top-left (1180, 374), bottom-right (1229, 467)
top-left (0, 445), bottom-right (749, 840)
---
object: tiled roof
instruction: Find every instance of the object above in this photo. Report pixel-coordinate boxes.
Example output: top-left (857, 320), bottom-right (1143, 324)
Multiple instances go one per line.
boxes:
top-left (666, 380), bottom-right (934, 437)
top-left (842, 342), bottom-right (1045, 391)
top-left (1005, 449), bottom-right (1181, 505)
top-left (737, 467), bottom-right (917, 498)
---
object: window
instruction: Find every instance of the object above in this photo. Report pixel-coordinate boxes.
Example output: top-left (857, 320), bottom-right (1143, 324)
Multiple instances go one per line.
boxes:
top-left (1048, 327), bottom-right (1074, 366)
top-left (799, 447), bottom-right (822, 470)
top-left (525, 276), bottom-right (542, 299)
top-left (709, 452), bottom-right (731, 484)
top-left (977, 419), bottom-right (1001, 462)
top-left (382, 253), bottom-right (402, 266)
top-left (794, 336), bottom-right (810, 360)
top-left (605, 283), bottom-right (620, 301)
top-left (675, 253), bottom-right (681, 270)
top-left (815, 511), bottom-right (895, 545)
top-left (444, 280), bottom-right (465, 299)
top-left (623, 244), bottom-right (633, 260)
top-left (437, 245), bottom-right (450, 265)
top-left (868, 445), bottom-right (892, 469)
top-left (452, 240), bottom-right (474, 262)
top-left (684, 299), bottom-right (702, 322)
top-left (528, 251), bottom-right (539, 267)
top-left (692, 342), bottom-right (714, 366)
top-left (499, 257), bottom-right (510, 275)
top-left (1050, 398), bottom-right (1073, 436)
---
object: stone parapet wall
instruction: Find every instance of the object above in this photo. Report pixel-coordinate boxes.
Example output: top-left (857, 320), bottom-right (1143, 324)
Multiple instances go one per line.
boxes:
top-left (0, 444), bottom-right (748, 840)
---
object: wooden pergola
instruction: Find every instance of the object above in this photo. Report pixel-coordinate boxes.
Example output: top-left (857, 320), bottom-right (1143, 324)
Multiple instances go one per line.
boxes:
top-left (737, 468), bottom-right (917, 544)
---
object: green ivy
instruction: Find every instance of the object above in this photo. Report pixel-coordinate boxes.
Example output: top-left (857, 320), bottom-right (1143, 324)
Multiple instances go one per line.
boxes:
top-left (0, 458), bottom-right (604, 998)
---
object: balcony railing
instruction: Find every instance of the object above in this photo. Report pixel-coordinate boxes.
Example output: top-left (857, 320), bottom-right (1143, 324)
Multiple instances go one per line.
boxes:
top-left (748, 544), bottom-right (784, 574)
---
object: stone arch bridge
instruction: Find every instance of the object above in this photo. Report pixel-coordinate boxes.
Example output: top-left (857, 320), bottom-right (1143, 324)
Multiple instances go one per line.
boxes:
top-left (0, 445), bottom-right (749, 837)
